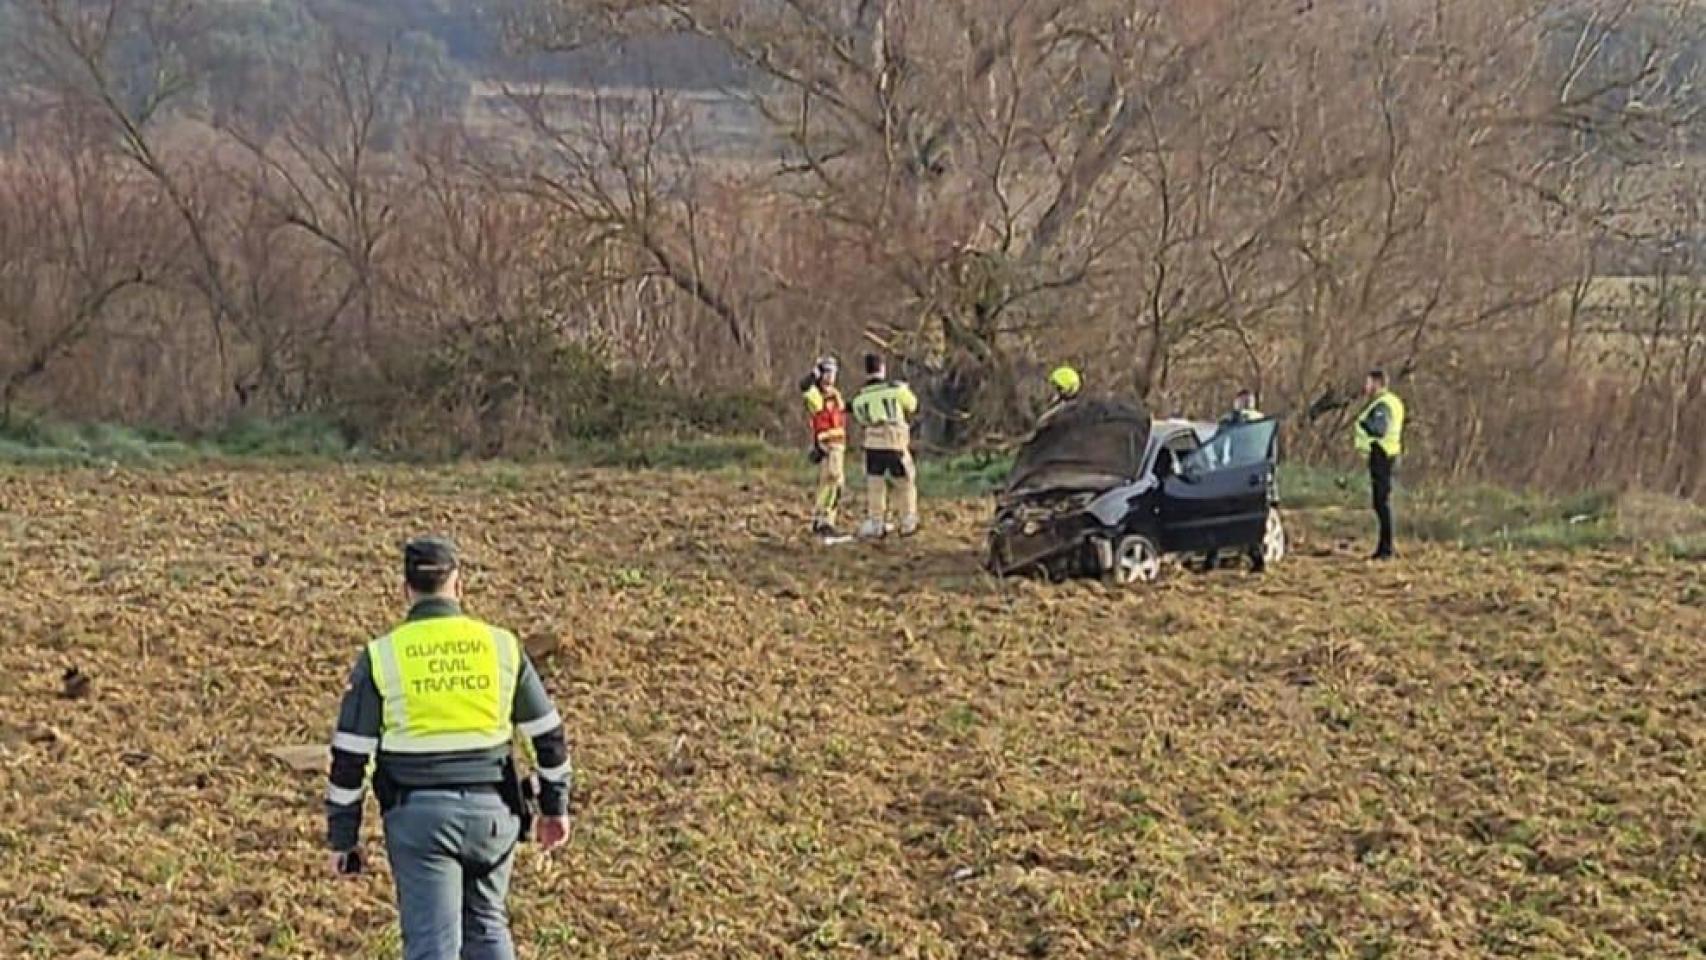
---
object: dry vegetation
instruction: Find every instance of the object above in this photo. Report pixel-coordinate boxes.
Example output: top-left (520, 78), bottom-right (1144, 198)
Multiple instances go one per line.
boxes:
top-left (0, 464), bottom-right (1700, 958)
top-left (2, 0), bottom-right (1705, 496)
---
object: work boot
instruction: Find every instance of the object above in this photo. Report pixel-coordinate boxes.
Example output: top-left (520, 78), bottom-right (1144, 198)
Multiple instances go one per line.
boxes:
top-left (897, 514), bottom-right (920, 538)
top-left (857, 518), bottom-right (885, 539)
top-left (811, 520), bottom-right (838, 538)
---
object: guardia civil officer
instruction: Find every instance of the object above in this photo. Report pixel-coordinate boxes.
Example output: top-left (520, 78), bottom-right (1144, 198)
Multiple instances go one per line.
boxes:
top-left (325, 537), bottom-right (571, 960)
top-left (1355, 370), bottom-right (1406, 560)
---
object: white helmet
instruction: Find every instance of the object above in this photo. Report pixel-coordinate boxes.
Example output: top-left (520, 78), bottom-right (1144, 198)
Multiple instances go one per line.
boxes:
top-left (815, 356), bottom-right (839, 376)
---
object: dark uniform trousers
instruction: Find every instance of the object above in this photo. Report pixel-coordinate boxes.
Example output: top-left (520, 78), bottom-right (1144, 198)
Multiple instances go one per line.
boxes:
top-left (1369, 447), bottom-right (1396, 557)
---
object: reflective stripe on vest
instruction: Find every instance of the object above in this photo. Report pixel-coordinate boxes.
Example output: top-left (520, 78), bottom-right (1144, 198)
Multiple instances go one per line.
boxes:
top-left (368, 617), bottom-right (519, 754)
top-left (1354, 390), bottom-right (1405, 458)
top-left (852, 382), bottom-right (914, 426)
top-left (804, 385), bottom-right (848, 443)
top-left (853, 381), bottom-right (917, 452)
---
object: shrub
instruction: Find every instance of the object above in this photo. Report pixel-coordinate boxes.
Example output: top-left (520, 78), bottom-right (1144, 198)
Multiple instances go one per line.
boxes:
top-left (346, 319), bottom-right (785, 458)
top-left (206, 416), bottom-right (359, 458)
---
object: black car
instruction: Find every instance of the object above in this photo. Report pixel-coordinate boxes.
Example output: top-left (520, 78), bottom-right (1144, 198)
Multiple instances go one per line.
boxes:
top-left (985, 400), bottom-right (1285, 584)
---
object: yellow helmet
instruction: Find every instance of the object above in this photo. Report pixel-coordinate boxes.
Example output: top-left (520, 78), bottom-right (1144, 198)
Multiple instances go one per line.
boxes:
top-left (1048, 365), bottom-right (1082, 398)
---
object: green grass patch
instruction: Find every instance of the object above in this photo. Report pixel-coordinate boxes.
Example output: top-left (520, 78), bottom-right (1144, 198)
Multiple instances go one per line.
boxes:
top-left (0, 414), bottom-right (363, 464)
top-left (0, 418), bottom-right (194, 465)
top-left (1664, 535), bottom-right (1706, 561)
top-left (1277, 463), bottom-right (1361, 509)
top-left (203, 415), bottom-right (360, 459)
top-left (916, 450), bottom-right (1013, 499)
top-left (1288, 464), bottom-right (1703, 554)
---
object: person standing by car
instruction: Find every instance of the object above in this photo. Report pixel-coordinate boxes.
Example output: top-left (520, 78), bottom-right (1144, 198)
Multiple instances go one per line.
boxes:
top-left (1223, 389), bottom-right (1262, 424)
top-left (1204, 389), bottom-right (1264, 470)
top-left (324, 537), bottom-right (573, 960)
top-left (1355, 369), bottom-right (1405, 560)
top-left (800, 356), bottom-right (848, 538)
top-left (851, 353), bottom-right (920, 538)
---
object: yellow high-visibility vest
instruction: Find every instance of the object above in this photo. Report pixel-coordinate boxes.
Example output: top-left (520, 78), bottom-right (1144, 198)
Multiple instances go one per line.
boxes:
top-left (852, 380), bottom-right (919, 452)
top-left (1354, 390), bottom-right (1405, 458)
top-left (368, 616), bottom-right (520, 753)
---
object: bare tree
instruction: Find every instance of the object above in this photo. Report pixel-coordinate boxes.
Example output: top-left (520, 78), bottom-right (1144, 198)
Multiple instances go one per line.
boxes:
top-left (21, 0), bottom-right (253, 395)
top-left (223, 38), bottom-right (404, 401)
top-left (495, 83), bottom-right (779, 379)
top-left (0, 112), bottom-right (156, 421)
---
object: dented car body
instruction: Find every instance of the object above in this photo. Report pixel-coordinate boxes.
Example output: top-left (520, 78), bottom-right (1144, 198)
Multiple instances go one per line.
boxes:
top-left (986, 400), bottom-right (1285, 583)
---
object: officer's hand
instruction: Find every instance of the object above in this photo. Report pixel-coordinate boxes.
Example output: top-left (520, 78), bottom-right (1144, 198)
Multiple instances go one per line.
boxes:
top-left (328, 849), bottom-right (363, 879)
top-left (535, 815), bottom-right (571, 853)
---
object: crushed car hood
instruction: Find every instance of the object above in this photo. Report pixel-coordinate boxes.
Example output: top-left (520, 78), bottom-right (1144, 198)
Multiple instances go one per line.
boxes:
top-left (1002, 398), bottom-right (1152, 498)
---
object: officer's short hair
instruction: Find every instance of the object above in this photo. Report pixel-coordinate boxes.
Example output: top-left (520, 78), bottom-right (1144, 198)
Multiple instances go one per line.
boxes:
top-left (404, 536), bottom-right (459, 593)
top-left (864, 353), bottom-right (883, 376)
top-left (1368, 368), bottom-right (1387, 386)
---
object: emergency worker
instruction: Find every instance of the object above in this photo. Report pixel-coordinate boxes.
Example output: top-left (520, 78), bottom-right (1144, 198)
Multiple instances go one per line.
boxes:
top-left (801, 356), bottom-right (849, 536)
top-left (851, 353), bottom-right (920, 538)
top-left (1038, 366), bottom-right (1083, 427)
top-left (324, 537), bottom-right (572, 960)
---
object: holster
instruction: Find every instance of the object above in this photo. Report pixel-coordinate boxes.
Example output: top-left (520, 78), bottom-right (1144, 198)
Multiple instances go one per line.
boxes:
top-left (498, 757), bottom-right (539, 843)
top-left (808, 443), bottom-right (826, 464)
top-left (372, 767), bottom-right (402, 814)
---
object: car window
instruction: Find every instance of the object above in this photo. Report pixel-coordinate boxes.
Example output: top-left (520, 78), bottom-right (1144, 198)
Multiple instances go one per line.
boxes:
top-left (1165, 431), bottom-right (1200, 453)
top-left (1182, 419), bottom-right (1275, 474)
top-left (1149, 429), bottom-right (1200, 480)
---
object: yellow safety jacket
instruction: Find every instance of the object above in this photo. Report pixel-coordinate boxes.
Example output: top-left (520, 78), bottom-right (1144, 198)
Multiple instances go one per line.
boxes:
top-left (1354, 390), bottom-right (1405, 458)
top-left (852, 379), bottom-right (919, 452)
top-left (368, 615), bottom-right (521, 754)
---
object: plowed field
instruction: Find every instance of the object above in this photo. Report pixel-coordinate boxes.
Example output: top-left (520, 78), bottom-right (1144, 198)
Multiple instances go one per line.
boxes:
top-left (0, 466), bottom-right (1701, 958)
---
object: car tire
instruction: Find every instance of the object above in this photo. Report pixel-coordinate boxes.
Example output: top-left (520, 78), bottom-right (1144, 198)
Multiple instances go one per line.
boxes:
top-left (1108, 534), bottom-right (1163, 586)
top-left (1249, 508), bottom-right (1285, 572)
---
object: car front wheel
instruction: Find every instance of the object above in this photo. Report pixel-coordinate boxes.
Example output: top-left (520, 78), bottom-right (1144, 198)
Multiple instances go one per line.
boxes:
top-left (1108, 534), bottom-right (1163, 586)
top-left (1250, 508), bottom-right (1285, 571)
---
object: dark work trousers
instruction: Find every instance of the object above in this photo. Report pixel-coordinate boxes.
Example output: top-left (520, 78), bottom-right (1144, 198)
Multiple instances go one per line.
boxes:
top-left (1369, 447), bottom-right (1396, 557)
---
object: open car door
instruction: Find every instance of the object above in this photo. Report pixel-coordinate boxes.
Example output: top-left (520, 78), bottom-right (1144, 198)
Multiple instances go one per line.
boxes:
top-left (1157, 418), bottom-right (1278, 554)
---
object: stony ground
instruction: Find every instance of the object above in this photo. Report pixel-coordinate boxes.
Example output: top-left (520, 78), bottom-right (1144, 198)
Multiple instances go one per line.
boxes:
top-left (0, 464), bottom-right (1700, 959)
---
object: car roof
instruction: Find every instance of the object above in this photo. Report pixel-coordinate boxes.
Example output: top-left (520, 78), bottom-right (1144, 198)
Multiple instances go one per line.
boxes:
top-left (1152, 417), bottom-right (1218, 441)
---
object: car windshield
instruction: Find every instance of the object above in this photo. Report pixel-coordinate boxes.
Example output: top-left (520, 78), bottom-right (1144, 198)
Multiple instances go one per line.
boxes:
top-left (1003, 399), bottom-right (1152, 495)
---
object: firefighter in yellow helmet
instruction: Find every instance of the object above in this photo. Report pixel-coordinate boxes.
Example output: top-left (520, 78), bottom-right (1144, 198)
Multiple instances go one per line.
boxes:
top-left (1038, 365), bottom-right (1083, 427)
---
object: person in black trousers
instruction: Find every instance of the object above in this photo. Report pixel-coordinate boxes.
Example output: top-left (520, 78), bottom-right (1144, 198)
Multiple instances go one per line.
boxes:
top-left (1354, 370), bottom-right (1406, 560)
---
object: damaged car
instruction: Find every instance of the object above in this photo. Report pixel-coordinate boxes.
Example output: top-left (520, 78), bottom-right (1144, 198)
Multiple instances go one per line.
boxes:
top-left (985, 399), bottom-right (1285, 584)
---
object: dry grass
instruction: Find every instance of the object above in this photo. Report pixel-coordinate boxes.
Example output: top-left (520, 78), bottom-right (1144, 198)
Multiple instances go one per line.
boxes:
top-left (0, 464), bottom-right (1701, 958)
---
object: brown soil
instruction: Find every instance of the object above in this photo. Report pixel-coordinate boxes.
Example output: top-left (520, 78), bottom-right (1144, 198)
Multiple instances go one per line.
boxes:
top-left (0, 465), bottom-right (1700, 958)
